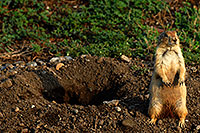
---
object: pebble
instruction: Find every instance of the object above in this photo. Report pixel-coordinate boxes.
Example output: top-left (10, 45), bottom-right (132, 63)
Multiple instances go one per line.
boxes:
top-left (50, 57), bottom-right (60, 63)
top-left (21, 128), bottom-right (28, 133)
top-left (8, 64), bottom-right (14, 69)
top-left (144, 94), bottom-right (150, 99)
top-left (121, 55), bottom-right (131, 63)
top-left (115, 107), bottom-right (121, 112)
top-left (191, 67), bottom-right (197, 73)
top-left (103, 99), bottom-right (120, 106)
top-left (1, 66), bottom-right (7, 71)
top-left (65, 56), bottom-right (73, 61)
top-left (196, 125), bottom-right (200, 130)
top-left (56, 63), bottom-right (64, 70)
top-left (73, 109), bottom-right (79, 114)
top-left (99, 120), bottom-right (104, 125)
top-left (0, 112), bottom-right (3, 118)
top-left (15, 107), bottom-right (20, 112)
top-left (31, 105), bottom-right (36, 108)
top-left (27, 62), bottom-right (37, 67)
top-left (81, 55), bottom-right (87, 58)
top-left (14, 61), bottom-right (25, 66)
top-left (36, 59), bottom-right (46, 66)
top-left (122, 119), bottom-right (134, 128)
top-left (158, 120), bottom-right (162, 125)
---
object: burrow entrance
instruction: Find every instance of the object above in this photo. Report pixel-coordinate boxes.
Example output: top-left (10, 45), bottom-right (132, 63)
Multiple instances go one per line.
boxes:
top-left (37, 56), bottom-right (132, 105)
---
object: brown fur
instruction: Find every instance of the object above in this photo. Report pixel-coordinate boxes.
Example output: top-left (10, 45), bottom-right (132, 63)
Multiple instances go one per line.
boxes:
top-left (148, 31), bottom-right (188, 127)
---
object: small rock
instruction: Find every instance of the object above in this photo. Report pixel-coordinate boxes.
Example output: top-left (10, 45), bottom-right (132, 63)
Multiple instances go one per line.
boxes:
top-left (191, 67), bottom-right (197, 73)
top-left (158, 120), bottom-right (162, 125)
top-left (8, 64), bottom-right (14, 69)
top-left (115, 107), bottom-right (121, 112)
top-left (79, 118), bottom-right (84, 123)
top-left (73, 109), bottom-right (79, 114)
top-left (129, 111), bottom-right (135, 116)
top-left (27, 62), bottom-right (37, 67)
top-left (135, 111), bottom-right (140, 117)
top-left (99, 120), bottom-right (104, 125)
top-left (121, 55), bottom-right (131, 63)
top-left (0, 112), bottom-right (3, 118)
top-left (21, 128), bottom-right (28, 133)
top-left (50, 57), bottom-right (60, 63)
top-left (36, 59), bottom-right (46, 65)
top-left (144, 94), bottom-right (150, 99)
top-left (52, 100), bottom-right (56, 104)
top-left (15, 107), bottom-right (20, 112)
top-left (1, 65), bottom-right (7, 71)
top-left (103, 99), bottom-right (120, 106)
top-left (19, 123), bottom-right (25, 126)
top-left (196, 125), bottom-right (200, 130)
top-left (31, 105), bottom-right (35, 108)
top-left (14, 61), bottom-right (25, 66)
top-left (81, 55), bottom-right (87, 58)
top-left (122, 119), bottom-right (134, 128)
top-left (65, 56), bottom-right (73, 61)
top-left (56, 63), bottom-right (64, 70)
top-left (46, 6), bottom-right (50, 10)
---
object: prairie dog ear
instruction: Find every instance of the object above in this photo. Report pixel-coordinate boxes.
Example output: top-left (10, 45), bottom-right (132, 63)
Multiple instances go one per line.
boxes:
top-left (157, 28), bottom-right (165, 33)
top-left (167, 31), bottom-right (177, 37)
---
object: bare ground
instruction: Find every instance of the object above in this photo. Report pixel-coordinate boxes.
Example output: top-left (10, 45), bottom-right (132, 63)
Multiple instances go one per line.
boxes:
top-left (0, 55), bottom-right (199, 132)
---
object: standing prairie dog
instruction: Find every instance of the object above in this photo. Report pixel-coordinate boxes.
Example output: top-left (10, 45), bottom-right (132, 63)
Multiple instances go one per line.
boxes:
top-left (148, 31), bottom-right (188, 128)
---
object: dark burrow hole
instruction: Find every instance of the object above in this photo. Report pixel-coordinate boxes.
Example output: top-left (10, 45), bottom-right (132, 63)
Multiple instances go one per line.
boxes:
top-left (42, 79), bottom-right (125, 106)
top-left (36, 57), bottom-right (127, 106)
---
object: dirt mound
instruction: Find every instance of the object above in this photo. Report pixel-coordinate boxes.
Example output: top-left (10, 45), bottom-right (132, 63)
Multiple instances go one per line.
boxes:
top-left (0, 55), bottom-right (199, 132)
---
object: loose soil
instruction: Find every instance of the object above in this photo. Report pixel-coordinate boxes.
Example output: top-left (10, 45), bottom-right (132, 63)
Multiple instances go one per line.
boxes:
top-left (0, 55), bottom-right (199, 132)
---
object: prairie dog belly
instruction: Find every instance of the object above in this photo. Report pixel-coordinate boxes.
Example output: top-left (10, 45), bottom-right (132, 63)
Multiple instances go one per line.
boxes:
top-left (160, 85), bottom-right (182, 105)
top-left (162, 51), bottom-right (180, 82)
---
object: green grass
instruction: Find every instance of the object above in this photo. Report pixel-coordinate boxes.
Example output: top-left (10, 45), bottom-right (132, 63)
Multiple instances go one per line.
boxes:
top-left (0, 0), bottom-right (200, 63)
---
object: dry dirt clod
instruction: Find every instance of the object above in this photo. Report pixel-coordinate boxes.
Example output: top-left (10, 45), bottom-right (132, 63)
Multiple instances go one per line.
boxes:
top-left (21, 128), bottom-right (29, 133)
top-left (0, 79), bottom-right (13, 88)
top-left (115, 107), bottom-right (122, 112)
top-left (15, 107), bottom-right (20, 112)
top-left (121, 55), bottom-right (131, 63)
top-left (122, 119), bottom-right (135, 128)
top-left (0, 112), bottom-right (3, 118)
top-left (103, 99), bottom-right (120, 106)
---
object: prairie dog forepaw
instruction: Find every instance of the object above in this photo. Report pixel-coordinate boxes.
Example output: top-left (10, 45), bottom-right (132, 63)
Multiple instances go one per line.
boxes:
top-left (162, 78), bottom-right (172, 87)
top-left (149, 118), bottom-right (157, 125)
top-left (178, 119), bottom-right (185, 128)
top-left (178, 78), bottom-right (185, 86)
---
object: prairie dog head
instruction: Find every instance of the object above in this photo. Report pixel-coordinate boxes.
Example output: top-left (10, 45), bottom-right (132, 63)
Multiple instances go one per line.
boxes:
top-left (157, 31), bottom-right (180, 48)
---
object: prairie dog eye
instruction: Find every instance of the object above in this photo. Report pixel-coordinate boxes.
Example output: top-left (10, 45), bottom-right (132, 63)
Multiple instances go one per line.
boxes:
top-left (172, 37), bottom-right (177, 41)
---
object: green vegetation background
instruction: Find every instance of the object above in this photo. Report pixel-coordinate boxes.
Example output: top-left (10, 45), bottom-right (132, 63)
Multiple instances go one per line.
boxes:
top-left (0, 0), bottom-right (200, 63)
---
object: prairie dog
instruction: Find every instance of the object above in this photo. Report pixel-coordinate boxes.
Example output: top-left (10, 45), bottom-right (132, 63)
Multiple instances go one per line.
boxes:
top-left (148, 31), bottom-right (188, 128)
